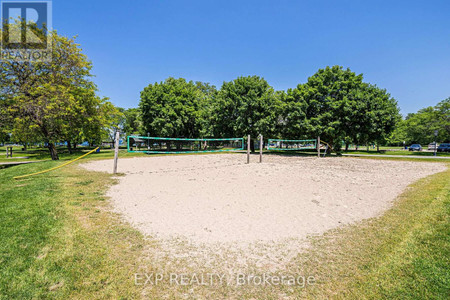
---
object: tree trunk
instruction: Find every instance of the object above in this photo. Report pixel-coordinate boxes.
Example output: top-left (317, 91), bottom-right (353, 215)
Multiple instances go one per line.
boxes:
top-left (345, 143), bottom-right (349, 151)
top-left (23, 144), bottom-right (27, 151)
top-left (73, 143), bottom-right (77, 149)
top-left (67, 141), bottom-right (72, 154)
top-left (377, 144), bottom-right (380, 152)
top-left (48, 143), bottom-right (59, 160)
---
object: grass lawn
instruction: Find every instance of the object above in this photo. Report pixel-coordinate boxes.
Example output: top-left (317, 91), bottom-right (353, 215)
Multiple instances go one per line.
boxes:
top-left (343, 150), bottom-right (450, 157)
top-left (0, 155), bottom-right (448, 298)
top-left (0, 147), bottom-right (148, 164)
top-left (0, 161), bottom-right (147, 299)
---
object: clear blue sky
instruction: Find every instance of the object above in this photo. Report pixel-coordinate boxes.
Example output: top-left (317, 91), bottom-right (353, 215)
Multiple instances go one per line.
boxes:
top-left (54, 0), bottom-right (450, 115)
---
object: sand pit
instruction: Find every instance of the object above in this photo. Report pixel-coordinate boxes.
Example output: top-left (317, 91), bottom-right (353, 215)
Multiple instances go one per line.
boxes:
top-left (82, 154), bottom-right (445, 246)
top-left (82, 154), bottom-right (446, 291)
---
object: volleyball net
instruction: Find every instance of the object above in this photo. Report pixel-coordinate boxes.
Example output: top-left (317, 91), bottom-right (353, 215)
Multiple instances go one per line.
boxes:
top-left (267, 139), bottom-right (317, 151)
top-left (127, 136), bottom-right (245, 154)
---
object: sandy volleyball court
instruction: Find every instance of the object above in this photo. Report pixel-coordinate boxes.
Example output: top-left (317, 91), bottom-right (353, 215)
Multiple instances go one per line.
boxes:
top-left (83, 154), bottom-right (445, 245)
top-left (82, 154), bottom-right (447, 299)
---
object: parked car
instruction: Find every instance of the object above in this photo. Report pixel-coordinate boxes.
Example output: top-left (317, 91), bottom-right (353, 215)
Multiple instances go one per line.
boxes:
top-left (409, 144), bottom-right (422, 151)
top-left (428, 143), bottom-right (439, 150)
top-left (437, 143), bottom-right (450, 152)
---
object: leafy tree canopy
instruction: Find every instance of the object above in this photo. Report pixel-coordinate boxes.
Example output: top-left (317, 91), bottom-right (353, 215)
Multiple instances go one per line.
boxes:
top-left (122, 108), bottom-right (141, 136)
top-left (210, 75), bottom-right (281, 147)
top-left (391, 98), bottom-right (449, 145)
top-left (139, 77), bottom-right (208, 138)
top-left (0, 30), bottom-right (119, 159)
top-left (281, 66), bottom-right (399, 150)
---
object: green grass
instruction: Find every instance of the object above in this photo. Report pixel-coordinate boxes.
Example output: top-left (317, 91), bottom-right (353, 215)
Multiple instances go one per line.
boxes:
top-left (352, 156), bottom-right (448, 163)
top-left (0, 155), bottom-right (448, 299)
top-left (0, 146), bottom-right (144, 164)
top-left (0, 162), bottom-right (62, 298)
top-left (0, 161), bottom-right (147, 299)
top-left (343, 150), bottom-right (450, 156)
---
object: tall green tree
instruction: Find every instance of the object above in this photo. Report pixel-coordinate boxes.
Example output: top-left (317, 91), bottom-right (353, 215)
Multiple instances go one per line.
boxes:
top-left (211, 76), bottom-right (281, 151)
top-left (102, 104), bottom-right (125, 148)
top-left (282, 66), bottom-right (399, 151)
top-left (194, 82), bottom-right (217, 137)
top-left (122, 108), bottom-right (141, 136)
top-left (278, 89), bottom-right (306, 139)
top-left (0, 95), bottom-right (11, 144)
top-left (301, 66), bottom-right (366, 150)
top-left (0, 124), bottom-right (10, 144)
top-left (340, 83), bottom-right (399, 150)
top-left (362, 84), bottom-right (400, 148)
top-left (435, 98), bottom-right (450, 142)
top-left (1, 31), bottom-right (113, 159)
top-left (395, 98), bottom-right (450, 145)
top-left (388, 118), bottom-right (408, 146)
top-left (139, 78), bottom-right (208, 138)
top-left (61, 87), bottom-right (117, 153)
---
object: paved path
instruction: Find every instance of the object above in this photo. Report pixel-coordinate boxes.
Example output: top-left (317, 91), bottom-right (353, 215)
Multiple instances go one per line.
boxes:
top-left (342, 154), bottom-right (450, 160)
